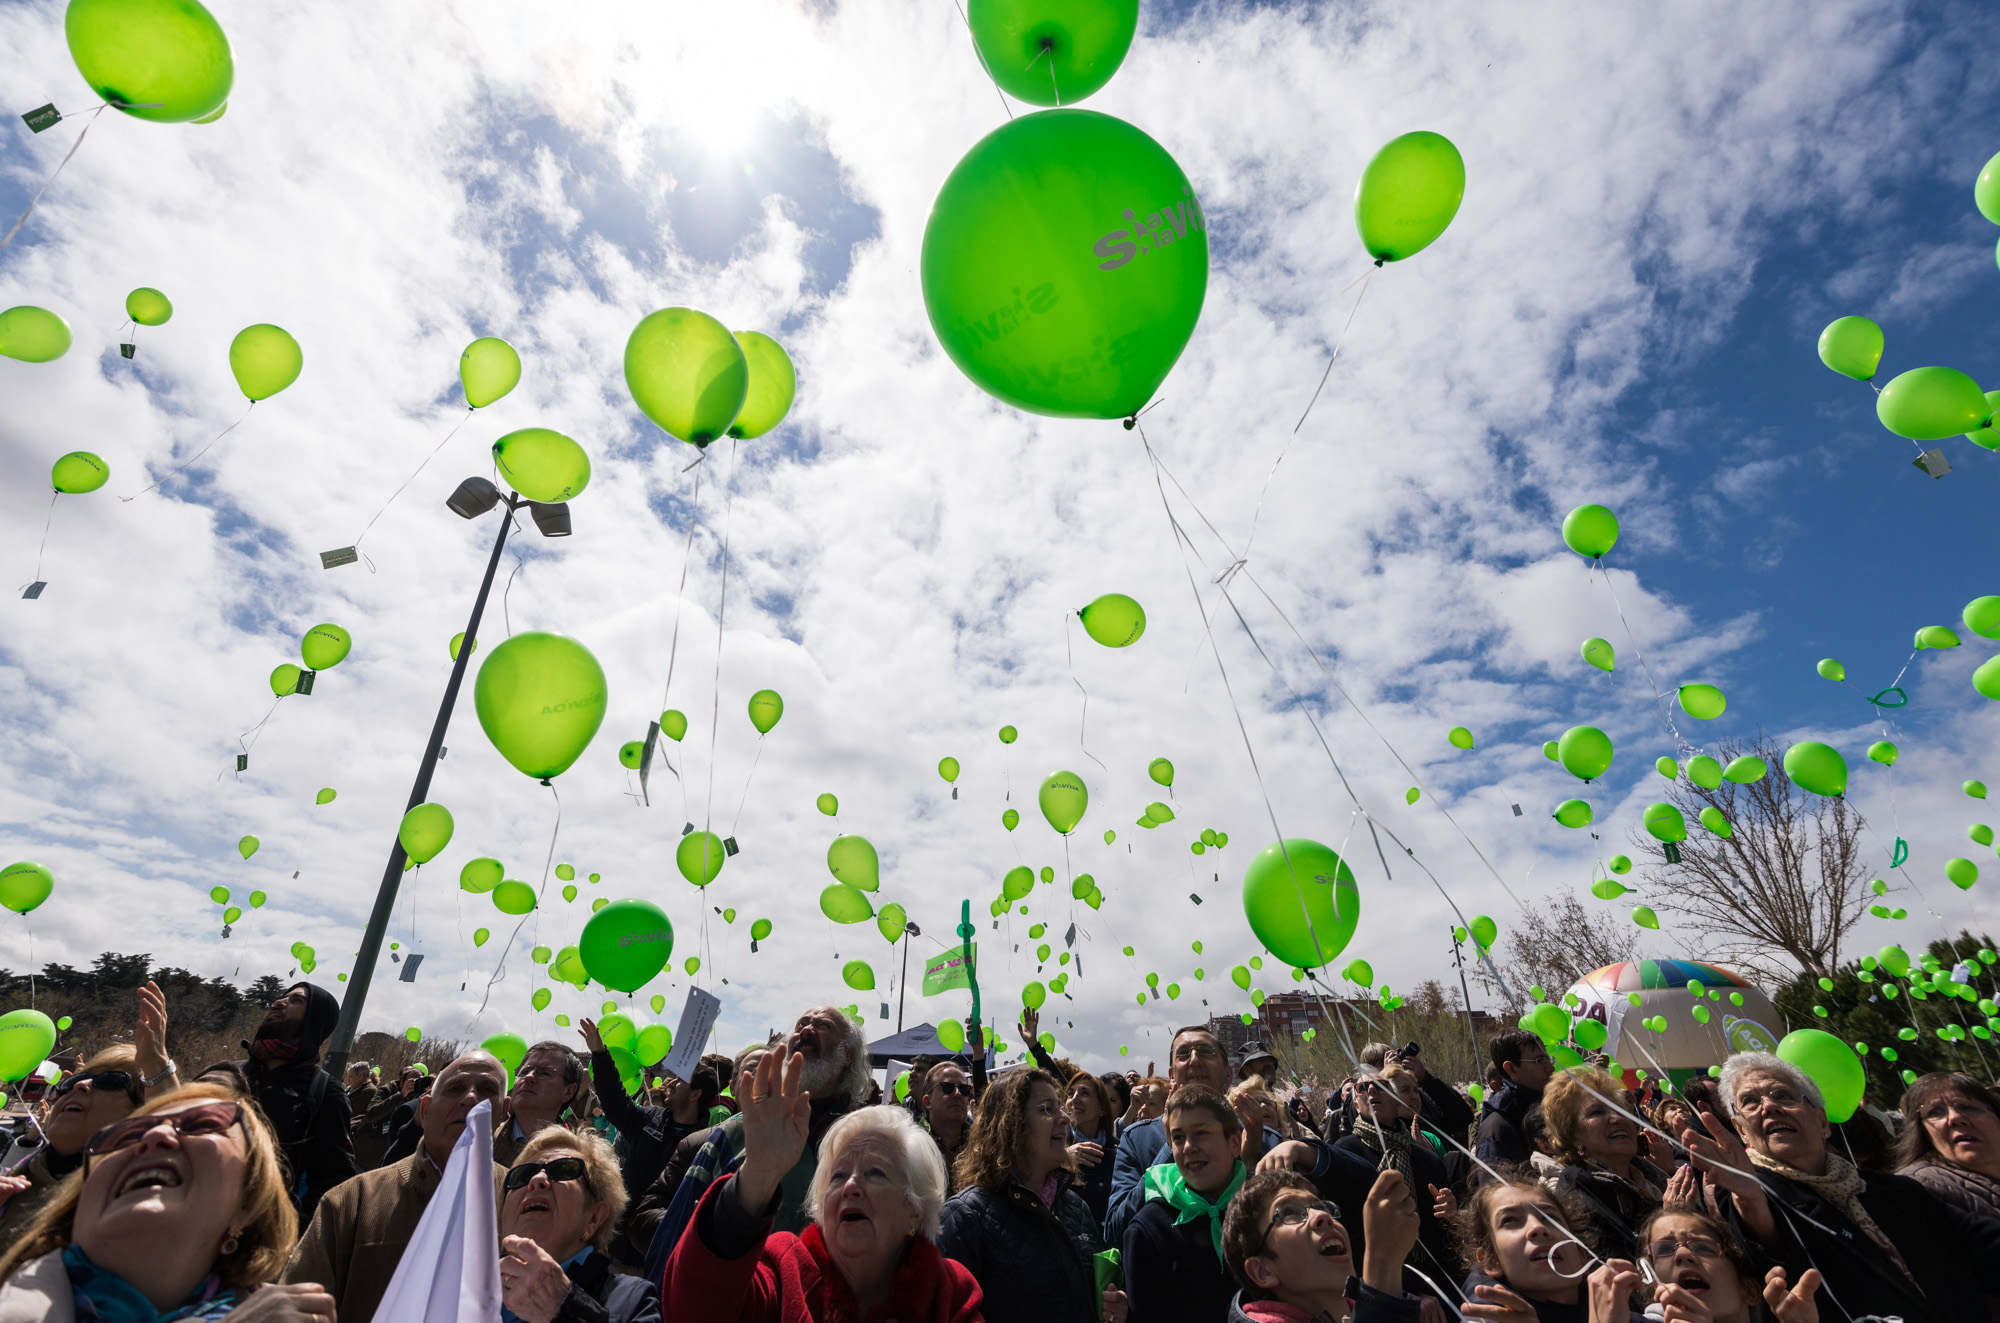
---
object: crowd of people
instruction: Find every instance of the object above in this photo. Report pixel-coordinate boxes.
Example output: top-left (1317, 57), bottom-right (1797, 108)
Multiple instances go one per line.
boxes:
top-left (0, 983), bottom-right (1997, 1321)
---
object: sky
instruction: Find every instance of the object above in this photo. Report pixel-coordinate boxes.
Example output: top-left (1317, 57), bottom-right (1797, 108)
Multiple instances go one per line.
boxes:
top-left (2, 0), bottom-right (1999, 1072)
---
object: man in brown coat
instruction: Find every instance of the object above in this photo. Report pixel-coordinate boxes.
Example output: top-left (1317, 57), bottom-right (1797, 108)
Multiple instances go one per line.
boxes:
top-left (283, 1049), bottom-right (509, 1323)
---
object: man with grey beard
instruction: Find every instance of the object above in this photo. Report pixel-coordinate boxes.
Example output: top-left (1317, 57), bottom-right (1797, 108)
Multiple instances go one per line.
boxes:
top-left (633, 1006), bottom-right (870, 1274)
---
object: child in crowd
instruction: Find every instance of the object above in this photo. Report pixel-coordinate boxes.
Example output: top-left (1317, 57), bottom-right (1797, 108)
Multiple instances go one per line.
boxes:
top-left (1124, 1085), bottom-right (1252, 1323)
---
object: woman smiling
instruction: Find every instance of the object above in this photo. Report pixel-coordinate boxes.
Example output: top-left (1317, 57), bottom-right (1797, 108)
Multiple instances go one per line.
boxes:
top-left (1540, 1070), bottom-right (1664, 1259)
top-left (0, 1047), bottom-right (146, 1253)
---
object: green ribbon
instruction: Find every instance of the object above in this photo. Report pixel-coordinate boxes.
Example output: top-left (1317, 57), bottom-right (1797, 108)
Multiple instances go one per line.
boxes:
top-left (1142, 1159), bottom-right (1247, 1268)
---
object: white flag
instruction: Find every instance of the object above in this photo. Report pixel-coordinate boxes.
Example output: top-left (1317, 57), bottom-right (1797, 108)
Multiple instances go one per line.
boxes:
top-left (374, 1097), bottom-right (501, 1322)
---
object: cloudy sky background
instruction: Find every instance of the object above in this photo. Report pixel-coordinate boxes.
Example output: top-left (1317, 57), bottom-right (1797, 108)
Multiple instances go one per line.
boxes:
top-left (3, 0), bottom-right (1999, 1066)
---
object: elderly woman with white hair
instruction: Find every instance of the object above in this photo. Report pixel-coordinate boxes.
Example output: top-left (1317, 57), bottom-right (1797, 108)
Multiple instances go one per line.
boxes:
top-left (1681, 1049), bottom-right (2000, 1322)
top-left (663, 1045), bottom-right (982, 1322)
top-left (500, 1128), bottom-right (659, 1323)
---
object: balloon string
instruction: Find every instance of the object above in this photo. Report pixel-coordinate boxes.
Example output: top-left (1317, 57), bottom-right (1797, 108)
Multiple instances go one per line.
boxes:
top-left (1024, 42), bottom-right (1060, 107)
top-left (500, 515), bottom-right (527, 636)
top-left (1590, 560), bottom-right (1689, 752)
top-left (121, 400), bottom-right (256, 501)
top-left (0, 106), bottom-right (106, 253)
top-left (949, 0), bottom-right (1014, 120)
top-left (729, 735), bottom-right (766, 837)
top-left (25, 492), bottom-right (57, 588)
top-left (1063, 613), bottom-right (1108, 777)
top-left (469, 780), bottom-right (561, 1027)
top-left (702, 442), bottom-right (738, 840)
top-left (350, 407), bottom-right (475, 568)
top-left (236, 694), bottom-right (286, 757)
top-left (657, 460), bottom-right (706, 713)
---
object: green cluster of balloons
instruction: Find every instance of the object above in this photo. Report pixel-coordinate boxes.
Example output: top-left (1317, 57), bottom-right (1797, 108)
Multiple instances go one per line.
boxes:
top-left (474, 632), bottom-right (607, 781)
top-left (67, 0), bottom-right (233, 122)
top-left (624, 309), bottom-right (796, 447)
top-left (579, 898), bottom-right (674, 991)
top-left (0, 307), bottom-right (73, 363)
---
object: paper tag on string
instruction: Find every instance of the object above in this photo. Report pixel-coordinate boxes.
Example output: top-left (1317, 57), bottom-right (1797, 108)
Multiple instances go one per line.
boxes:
top-left (722, 837), bottom-right (739, 857)
top-left (319, 547), bottom-right (359, 569)
top-left (1914, 449), bottom-right (1951, 478)
top-left (399, 954), bottom-right (424, 982)
top-left (1189, 893), bottom-right (1203, 905)
top-left (681, 822), bottom-right (694, 836)
top-left (294, 670), bottom-right (316, 695)
top-left (119, 343), bottom-right (134, 359)
top-left (21, 105), bottom-right (59, 133)
top-left (660, 986), bottom-right (721, 1082)
top-left (20, 582), bottom-right (44, 600)
top-left (236, 754), bottom-right (248, 772)
top-left (1663, 842), bottom-right (1681, 864)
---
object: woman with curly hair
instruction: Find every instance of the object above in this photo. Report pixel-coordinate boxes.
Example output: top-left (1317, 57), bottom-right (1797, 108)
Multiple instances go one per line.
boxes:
top-left (937, 1068), bottom-right (1130, 1323)
top-left (1538, 1069), bottom-right (1665, 1260)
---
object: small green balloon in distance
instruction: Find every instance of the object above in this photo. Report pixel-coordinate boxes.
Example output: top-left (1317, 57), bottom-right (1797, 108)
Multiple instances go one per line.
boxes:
top-left (1609, 854), bottom-right (1632, 874)
top-left (660, 710), bottom-right (688, 742)
top-left (459, 336), bottom-right (522, 409)
top-left (751, 917), bottom-right (772, 941)
top-left (1002, 865), bottom-right (1034, 902)
top-left (1643, 803), bottom-right (1687, 843)
top-left (1542, 741), bottom-right (1559, 762)
top-left (562, 885), bottom-right (576, 903)
top-left (1080, 593), bottom-right (1146, 648)
top-left (1343, 959), bottom-right (1374, 986)
top-left (1878, 944), bottom-right (1911, 976)
top-left (965, 0), bottom-right (1138, 105)
top-left (1230, 965), bottom-right (1251, 989)
top-left (209, 886), bottom-right (229, 904)
top-left (1580, 637), bottom-right (1615, 672)
top-left (1678, 684), bottom-right (1726, 720)
top-left (1916, 625), bottom-right (1962, 650)
top-left (677, 832), bottom-right (726, 888)
top-left (0, 307), bottom-right (72, 363)
top-left (1631, 905), bottom-right (1660, 930)
top-left (1877, 366), bottom-right (1989, 441)
top-left (827, 835), bottom-right (880, 892)
top-left (56, 1017), bottom-right (71, 1033)
top-left (1561, 504), bottom-right (1619, 559)
top-left (492, 428), bottom-right (590, 503)
top-left (1447, 726), bottom-right (1474, 751)
top-left (819, 883), bottom-right (873, 924)
top-left (50, 452), bottom-right (109, 495)
top-left (1972, 824), bottom-right (1994, 847)
top-left (619, 740), bottom-right (645, 770)
top-left (1148, 757), bottom-right (1174, 787)
top-left (1552, 799), bottom-right (1592, 829)
top-left (315, 787), bottom-right (337, 805)
top-left (876, 903), bottom-right (908, 944)
top-left (1103, 829), bottom-right (1116, 845)
top-left (624, 307), bottom-right (749, 447)
top-left (0, 863), bottom-right (53, 916)
top-left (1962, 596), bottom-right (2000, 641)
top-left (491, 880), bottom-right (537, 915)
top-left (65, 0), bottom-right (233, 122)
top-left (998, 725), bottom-right (1018, 744)
top-left (1353, 130), bottom-right (1466, 263)
top-left (1722, 756), bottom-right (1766, 784)
top-left (747, 689), bottom-right (784, 735)
top-left (450, 632), bottom-right (473, 663)
top-left (1868, 740), bottom-right (1898, 766)
top-left (1699, 806), bottom-right (1734, 839)
top-left (1972, 656), bottom-right (2000, 703)
top-left (270, 664), bottom-right (301, 697)
top-left (816, 792), bottom-right (839, 817)
top-left (1947, 857), bottom-right (1980, 891)
top-left (1070, 872), bottom-right (1094, 899)
top-left (936, 1019), bottom-right (965, 1053)
top-left (1002, 808), bottom-right (1020, 831)
top-left (1404, 787), bottom-right (1420, 805)
top-left (1968, 781), bottom-right (1990, 800)
top-left (838, 960), bottom-right (875, 992)
top-left (473, 927), bottom-right (490, 947)
top-left (938, 757), bottom-right (960, 784)
top-left (1816, 658), bottom-right (1845, 682)
top-left (397, 802), bottom-right (454, 865)
top-left (1591, 878), bottom-right (1629, 900)
top-left (1557, 726), bottom-right (1614, 782)
top-left (228, 324), bottom-right (303, 401)
top-left (649, 994), bottom-right (666, 1015)
top-left (248, 890), bottom-right (265, 908)
top-left (125, 288), bottom-right (172, 326)
top-left (1469, 915), bottom-right (1497, 950)
top-left (727, 331), bottom-right (797, 439)
top-left (1816, 315), bottom-right (1884, 382)
top-left (474, 631), bottom-right (608, 781)
top-left (1687, 755), bottom-right (1723, 790)
top-left (460, 857), bottom-right (503, 894)
top-left (1021, 979), bottom-right (1046, 1011)
top-left (1146, 801), bottom-right (1175, 824)
top-left (1038, 769), bottom-right (1089, 834)
top-left (237, 835), bottom-right (259, 860)
top-left (1783, 741), bottom-right (1848, 798)
top-left (1656, 755), bottom-right (1679, 780)
top-left (532, 989), bottom-right (551, 1012)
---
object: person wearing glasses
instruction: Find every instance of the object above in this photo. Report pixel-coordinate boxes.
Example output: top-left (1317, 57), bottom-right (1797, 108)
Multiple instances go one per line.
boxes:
top-left (1893, 1070), bottom-right (2000, 1221)
top-left (1220, 1166), bottom-right (1430, 1323)
top-left (1681, 1050), bottom-right (2000, 1323)
top-left (0, 1045), bottom-right (147, 1252)
top-left (499, 1129), bottom-right (659, 1323)
top-left (916, 1060), bottom-right (977, 1193)
top-left (497, 1043), bottom-right (588, 1167)
top-left (1475, 1033), bottom-right (1553, 1175)
top-left (0, 1083), bottom-right (333, 1319)
top-left (1583, 1206), bottom-right (1819, 1323)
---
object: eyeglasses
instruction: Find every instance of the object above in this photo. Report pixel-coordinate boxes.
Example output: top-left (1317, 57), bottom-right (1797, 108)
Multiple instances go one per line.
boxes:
top-left (1922, 1098), bottom-right (1995, 1124)
top-left (1262, 1198), bottom-right (1342, 1247)
top-left (1645, 1236), bottom-right (1723, 1262)
top-left (504, 1156), bottom-right (594, 1195)
top-left (931, 1081), bottom-right (971, 1098)
top-left (53, 1072), bottom-right (141, 1103)
top-left (1734, 1088), bottom-right (1803, 1115)
top-left (85, 1102), bottom-right (244, 1160)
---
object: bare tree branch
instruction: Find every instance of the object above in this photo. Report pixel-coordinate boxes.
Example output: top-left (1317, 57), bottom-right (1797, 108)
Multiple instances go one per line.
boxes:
top-left (1498, 890), bottom-right (1644, 1012)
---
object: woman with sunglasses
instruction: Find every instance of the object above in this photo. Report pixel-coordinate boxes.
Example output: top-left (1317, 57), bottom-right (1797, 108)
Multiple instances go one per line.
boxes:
top-left (0, 1046), bottom-right (147, 1253)
top-left (499, 1129), bottom-right (659, 1323)
top-left (0, 1083), bottom-right (331, 1319)
top-left (1584, 1206), bottom-right (1819, 1323)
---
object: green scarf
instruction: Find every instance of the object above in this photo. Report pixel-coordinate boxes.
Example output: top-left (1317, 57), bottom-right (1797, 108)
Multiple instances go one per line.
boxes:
top-left (1142, 1159), bottom-right (1247, 1268)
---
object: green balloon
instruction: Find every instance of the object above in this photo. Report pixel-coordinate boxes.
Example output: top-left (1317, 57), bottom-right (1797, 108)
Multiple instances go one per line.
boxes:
top-left (1240, 838), bottom-right (1360, 970)
top-left (0, 863), bottom-right (53, 916)
top-left (1723, 756), bottom-right (1766, 784)
top-left (1971, 824), bottom-right (1993, 847)
top-left (728, 332), bottom-right (796, 439)
top-left (0, 1011), bottom-right (56, 1083)
top-left (1963, 596), bottom-right (2000, 640)
top-left (1867, 740), bottom-right (1898, 766)
top-left (751, 917), bottom-right (773, 942)
top-left (1447, 726), bottom-right (1474, 750)
top-left (816, 792), bottom-right (839, 817)
top-left (1651, 756), bottom-right (1675, 780)
top-left (1916, 625), bottom-right (1961, 650)
top-left (1631, 905), bottom-right (1660, 931)
top-left (1353, 130), bottom-right (1465, 263)
top-left (1678, 684), bottom-right (1726, 719)
top-left (1572, 1018), bottom-right (1608, 1051)
top-left (228, 324), bottom-right (302, 401)
top-left (1775, 1028), bottom-right (1863, 1122)
top-left (1039, 769), bottom-right (1088, 834)
top-left (748, 689), bottom-right (784, 735)
top-left (1979, 150), bottom-right (2000, 224)
top-left (1698, 806), bottom-right (1733, 839)
top-left (1556, 726), bottom-right (1613, 781)
top-left (827, 835), bottom-right (880, 892)
top-left (1002, 808), bottom-right (1020, 831)
top-left (248, 890), bottom-right (265, 908)
top-left (481, 1032), bottom-right (528, 1080)
top-left (460, 857), bottom-right (503, 893)
top-left (842, 960), bottom-right (876, 992)
top-left (1817, 658), bottom-right (1845, 681)
top-left (999, 725), bottom-right (1019, 744)
top-left (474, 632), bottom-right (607, 780)
top-left (1783, 741), bottom-right (1847, 797)
top-left (1969, 781), bottom-right (1989, 800)
top-left (397, 802), bottom-right (453, 865)
top-left (0, 307), bottom-right (73, 363)
top-left (661, 709), bottom-right (688, 742)
top-left (1580, 637), bottom-right (1615, 672)
top-left (1080, 593), bottom-right (1146, 647)
top-left (473, 928), bottom-right (491, 947)
top-left (1561, 504), bottom-right (1619, 559)
top-left (579, 898), bottom-right (674, 991)
top-left (1609, 855), bottom-right (1632, 874)
top-left (819, 883), bottom-right (873, 924)
top-left (460, 337), bottom-right (521, 409)
top-left (1528, 1002), bottom-right (1571, 1044)
top-left (1816, 315), bottom-right (1883, 382)
top-left (677, 832), bottom-right (726, 887)
top-left (1469, 915), bottom-right (1497, 949)
top-left (1552, 799), bottom-right (1592, 829)
top-left (1687, 756), bottom-right (1723, 790)
top-left (125, 288), bottom-right (172, 326)
top-left (1947, 857), bottom-right (1979, 891)
top-left (876, 902), bottom-right (908, 944)
top-left (965, 0), bottom-right (1137, 105)
top-left (491, 880), bottom-right (537, 915)
top-left (937, 1019), bottom-right (965, 1053)
top-left (1643, 802), bottom-right (1687, 842)
top-left (635, 1023), bottom-right (672, 1066)
top-left (1975, 655), bottom-right (2000, 703)
top-left (50, 452), bottom-right (109, 495)
top-left (531, 988), bottom-right (550, 1012)
top-left (1002, 865), bottom-right (1034, 902)
top-left (938, 756), bottom-right (960, 783)
top-left (300, 623), bottom-right (352, 671)
top-left (624, 308), bottom-right (747, 447)
top-left (1967, 391), bottom-right (2000, 450)
top-left (223, 905), bottom-right (241, 924)
top-left (1876, 366), bottom-right (1988, 441)
top-left (236, 835), bottom-right (258, 860)
top-left (66, 0), bottom-right (231, 121)
top-left (619, 741), bottom-right (644, 769)
top-left (209, 885), bottom-right (230, 905)
top-left (1591, 878), bottom-right (1628, 899)
top-left (1148, 757), bottom-right (1174, 787)
top-left (922, 110), bottom-right (1207, 419)
top-left (1542, 741), bottom-right (1559, 761)
top-left (492, 428), bottom-right (590, 503)
top-left (1878, 943), bottom-right (1910, 976)
top-left (1145, 801), bottom-right (1175, 824)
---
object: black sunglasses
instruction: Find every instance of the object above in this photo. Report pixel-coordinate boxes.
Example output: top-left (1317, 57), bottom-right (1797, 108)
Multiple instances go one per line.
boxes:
top-left (54, 1071), bottom-right (141, 1104)
top-left (86, 1101), bottom-right (244, 1161)
top-left (505, 1156), bottom-right (593, 1195)
top-left (931, 1081), bottom-right (972, 1098)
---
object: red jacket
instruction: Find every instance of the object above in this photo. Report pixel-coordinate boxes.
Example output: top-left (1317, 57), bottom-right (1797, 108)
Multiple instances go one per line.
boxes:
top-left (663, 1180), bottom-right (984, 1323)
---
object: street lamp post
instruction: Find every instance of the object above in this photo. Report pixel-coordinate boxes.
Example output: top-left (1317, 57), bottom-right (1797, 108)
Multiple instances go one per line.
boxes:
top-left (895, 921), bottom-right (921, 1031)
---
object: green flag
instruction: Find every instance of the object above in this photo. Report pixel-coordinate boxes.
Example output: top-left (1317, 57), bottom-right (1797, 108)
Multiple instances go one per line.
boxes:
top-left (924, 946), bottom-right (976, 996)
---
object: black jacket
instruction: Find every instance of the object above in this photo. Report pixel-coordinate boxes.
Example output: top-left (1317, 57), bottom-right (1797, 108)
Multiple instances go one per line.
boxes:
top-left (1067, 1122), bottom-right (1116, 1225)
top-left (1717, 1164), bottom-right (2000, 1323)
top-left (1122, 1194), bottom-right (1236, 1323)
top-left (1473, 1081), bottom-right (1538, 1172)
top-left (1548, 1160), bottom-right (1665, 1260)
top-left (1461, 1272), bottom-right (1644, 1322)
top-left (587, 1049), bottom-right (702, 1257)
top-left (1332, 1132), bottom-right (1458, 1286)
top-left (230, 982), bottom-right (356, 1224)
top-left (1414, 1073), bottom-right (1475, 1146)
top-left (937, 1181), bottom-right (1103, 1323)
top-left (549, 1246), bottom-right (661, 1323)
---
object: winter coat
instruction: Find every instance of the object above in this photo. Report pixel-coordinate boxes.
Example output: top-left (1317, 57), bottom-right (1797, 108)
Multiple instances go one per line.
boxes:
top-left (1104, 1116), bottom-right (1285, 1246)
top-left (1413, 1073), bottom-right (1476, 1147)
top-left (1472, 1082), bottom-right (1538, 1173)
top-left (1121, 1194), bottom-right (1236, 1323)
top-left (1227, 1280), bottom-right (1424, 1323)
top-left (1545, 1159), bottom-right (1666, 1260)
top-left (627, 1124), bottom-right (711, 1260)
top-left (544, 1246), bottom-right (661, 1323)
top-left (227, 983), bottom-right (358, 1224)
top-left (589, 1048), bottom-right (703, 1242)
top-left (1460, 1272), bottom-right (1644, 1323)
top-left (1331, 1132), bottom-right (1458, 1284)
top-left (937, 1181), bottom-right (1101, 1323)
top-left (1899, 1154), bottom-right (2000, 1222)
top-left (347, 1081), bottom-right (387, 1170)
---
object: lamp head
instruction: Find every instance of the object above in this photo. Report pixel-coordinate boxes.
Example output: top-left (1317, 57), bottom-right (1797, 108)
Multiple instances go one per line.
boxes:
top-left (447, 477), bottom-right (502, 520)
top-left (529, 501), bottom-right (572, 537)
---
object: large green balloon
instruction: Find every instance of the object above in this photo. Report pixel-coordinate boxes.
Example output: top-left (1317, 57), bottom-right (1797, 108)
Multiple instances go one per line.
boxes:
top-left (579, 898), bottom-right (674, 992)
top-left (300, 623), bottom-right (352, 671)
top-left (1775, 1028), bottom-right (1863, 1123)
top-left (1240, 838), bottom-right (1360, 971)
top-left (0, 863), bottom-right (54, 916)
top-left (922, 110), bottom-right (1207, 419)
top-left (460, 857), bottom-right (503, 894)
top-left (1353, 131), bottom-right (1465, 263)
top-left (1974, 655), bottom-right (2000, 703)
top-left (228, 324), bottom-right (302, 401)
top-left (748, 689), bottom-right (784, 735)
top-left (1561, 504), bottom-right (1619, 559)
top-left (1556, 726), bottom-right (1614, 782)
top-left (397, 803), bottom-right (454, 865)
top-left (492, 428), bottom-right (590, 503)
top-left (1580, 637), bottom-right (1615, 672)
top-left (66, 0), bottom-right (232, 122)
top-left (474, 632), bottom-right (606, 780)
top-left (0, 307), bottom-right (74, 363)
top-left (1969, 392), bottom-right (2000, 450)
top-left (1816, 316), bottom-right (1883, 382)
top-left (481, 1032), bottom-right (528, 1080)
top-left (624, 308), bottom-right (748, 447)
top-left (0, 1011), bottom-right (56, 1083)
top-left (728, 332), bottom-right (796, 439)
top-left (1962, 596), bottom-right (2000, 640)
top-left (1039, 770), bottom-right (1088, 834)
top-left (491, 880), bottom-right (536, 915)
top-left (125, 288), bottom-right (172, 326)
top-left (1678, 684), bottom-right (1726, 720)
top-left (50, 452), bottom-right (109, 495)
top-left (1978, 150), bottom-right (2000, 225)
top-left (677, 832), bottom-right (726, 888)
top-left (269, 664), bottom-right (301, 697)
top-left (1642, 803), bottom-right (1686, 842)
top-left (827, 835), bottom-right (880, 892)
top-left (1783, 741), bottom-right (1847, 798)
top-left (1080, 593), bottom-right (1146, 647)
top-left (459, 337), bottom-right (521, 409)
top-left (965, 0), bottom-right (1137, 105)
top-left (819, 883), bottom-right (873, 924)
top-left (1876, 366), bottom-right (1988, 441)
top-left (1552, 799), bottom-right (1592, 829)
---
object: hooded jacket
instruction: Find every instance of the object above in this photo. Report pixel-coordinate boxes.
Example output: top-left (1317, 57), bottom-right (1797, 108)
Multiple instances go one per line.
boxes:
top-left (230, 982), bottom-right (357, 1223)
top-left (1472, 1081), bottom-right (1538, 1173)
